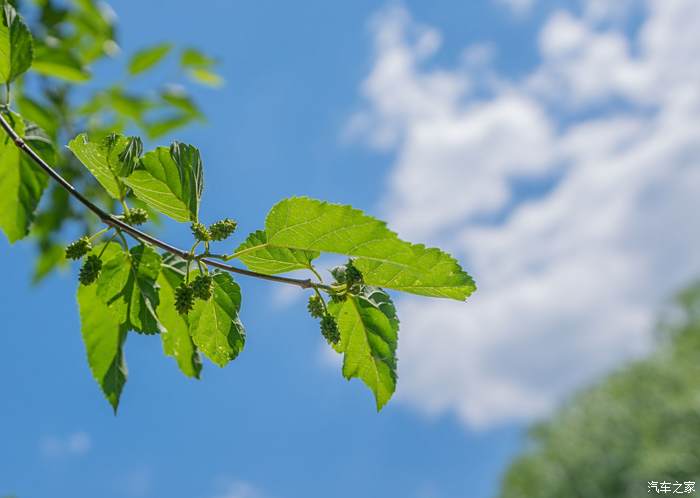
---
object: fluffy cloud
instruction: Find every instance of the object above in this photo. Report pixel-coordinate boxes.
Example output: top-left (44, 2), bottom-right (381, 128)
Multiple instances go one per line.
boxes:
top-left (493, 0), bottom-right (535, 15)
top-left (210, 479), bottom-right (266, 498)
top-left (349, 1), bottom-right (700, 428)
top-left (40, 431), bottom-right (91, 458)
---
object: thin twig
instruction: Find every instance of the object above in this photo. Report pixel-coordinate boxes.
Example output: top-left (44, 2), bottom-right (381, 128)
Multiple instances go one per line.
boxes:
top-left (0, 112), bottom-right (331, 292)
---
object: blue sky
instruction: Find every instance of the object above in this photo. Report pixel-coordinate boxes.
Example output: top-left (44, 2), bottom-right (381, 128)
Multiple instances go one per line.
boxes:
top-left (3, 0), bottom-right (700, 497)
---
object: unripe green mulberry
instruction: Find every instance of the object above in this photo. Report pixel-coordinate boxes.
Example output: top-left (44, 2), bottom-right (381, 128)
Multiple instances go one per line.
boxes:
top-left (190, 222), bottom-right (211, 242)
top-left (175, 282), bottom-right (195, 315)
top-left (79, 254), bottom-right (102, 286)
top-left (345, 260), bottom-right (363, 293)
top-left (192, 274), bottom-right (213, 301)
top-left (124, 208), bottom-right (148, 226)
top-left (65, 237), bottom-right (92, 260)
top-left (330, 264), bottom-right (347, 284)
top-left (320, 314), bottom-right (340, 345)
top-left (209, 218), bottom-right (238, 241)
top-left (307, 295), bottom-right (325, 318)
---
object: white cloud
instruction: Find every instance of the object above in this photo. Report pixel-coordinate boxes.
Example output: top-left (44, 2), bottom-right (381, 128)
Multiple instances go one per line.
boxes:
top-left (40, 431), bottom-right (92, 458)
top-left (271, 284), bottom-right (305, 309)
top-left (349, 1), bottom-right (700, 428)
top-left (494, 0), bottom-right (535, 15)
top-left (122, 467), bottom-right (153, 498)
top-left (210, 479), bottom-right (265, 498)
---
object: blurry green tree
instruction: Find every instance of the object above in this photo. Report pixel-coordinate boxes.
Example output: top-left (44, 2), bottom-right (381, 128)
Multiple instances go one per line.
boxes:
top-left (499, 283), bottom-right (700, 498)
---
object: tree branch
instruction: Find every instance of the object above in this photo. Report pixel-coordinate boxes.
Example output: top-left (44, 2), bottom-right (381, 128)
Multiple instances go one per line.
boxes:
top-left (0, 112), bottom-right (331, 291)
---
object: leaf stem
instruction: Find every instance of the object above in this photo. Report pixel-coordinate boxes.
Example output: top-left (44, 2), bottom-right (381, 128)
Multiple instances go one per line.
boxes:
top-left (0, 111), bottom-right (331, 292)
top-left (98, 233), bottom-right (119, 258)
top-left (309, 265), bottom-right (324, 283)
top-left (120, 199), bottom-right (131, 216)
top-left (313, 287), bottom-right (328, 314)
top-left (89, 227), bottom-right (111, 241)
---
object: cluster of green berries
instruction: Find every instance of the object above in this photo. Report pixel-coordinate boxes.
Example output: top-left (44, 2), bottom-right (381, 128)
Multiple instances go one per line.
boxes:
top-left (345, 260), bottom-right (363, 290)
top-left (307, 295), bottom-right (325, 318)
top-left (174, 274), bottom-right (215, 315)
top-left (66, 236), bottom-right (103, 286)
top-left (209, 219), bottom-right (238, 241)
top-left (79, 254), bottom-right (103, 286)
top-left (190, 218), bottom-right (238, 242)
top-left (123, 208), bottom-right (148, 226)
top-left (174, 282), bottom-right (195, 315)
top-left (65, 236), bottom-right (92, 260)
top-left (190, 222), bottom-right (211, 242)
top-left (192, 274), bottom-right (214, 300)
top-left (307, 295), bottom-right (340, 345)
top-left (320, 315), bottom-right (340, 345)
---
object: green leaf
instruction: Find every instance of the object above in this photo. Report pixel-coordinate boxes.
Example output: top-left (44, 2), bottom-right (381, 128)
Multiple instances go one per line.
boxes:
top-left (145, 114), bottom-right (196, 140)
top-left (0, 112), bottom-right (49, 243)
top-left (233, 230), bottom-right (319, 275)
top-left (189, 272), bottom-right (245, 367)
top-left (67, 133), bottom-right (142, 200)
top-left (31, 44), bottom-right (90, 82)
top-left (128, 42), bottom-right (171, 76)
top-left (187, 68), bottom-right (223, 87)
top-left (32, 242), bottom-right (67, 284)
top-left (180, 48), bottom-right (224, 87)
top-left (16, 96), bottom-right (59, 138)
top-left (96, 243), bottom-right (163, 335)
top-left (78, 270), bottom-right (128, 412)
top-left (0, 2), bottom-right (34, 84)
top-left (180, 48), bottom-right (216, 68)
top-left (160, 87), bottom-right (202, 117)
top-left (265, 197), bottom-right (476, 300)
top-left (108, 88), bottom-right (154, 123)
top-left (328, 287), bottom-right (399, 410)
top-left (158, 255), bottom-right (202, 378)
top-left (123, 142), bottom-right (203, 222)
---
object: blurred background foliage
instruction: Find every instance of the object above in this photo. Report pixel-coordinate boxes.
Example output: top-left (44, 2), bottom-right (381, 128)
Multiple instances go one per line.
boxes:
top-left (5, 0), bottom-right (220, 282)
top-left (499, 281), bottom-right (700, 498)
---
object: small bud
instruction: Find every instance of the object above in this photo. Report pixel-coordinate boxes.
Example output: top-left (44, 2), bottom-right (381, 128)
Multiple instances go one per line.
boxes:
top-left (124, 208), bottom-right (148, 226)
top-left (307, 295), bottom-right (325, 318)
top-left (174, 282), bottom-right (195, 315)
top-left (65, 236), bottom-right (92, 260)
top-left (192, 274), bottom-right (214, 301)
top-left (320, 314), bottom-right (340, 345)
top-left (209, 218), bottom-right (238, 241)
top-left (190, 222), bottom-right (211, 242)
top-left (79, 254), bottom-right (103, 286)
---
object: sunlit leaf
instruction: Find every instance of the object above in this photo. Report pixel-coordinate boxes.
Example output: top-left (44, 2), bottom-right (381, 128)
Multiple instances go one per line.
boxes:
top-left (187, 68), bottom-right (223, 87)
top-left (124, 142), bottom-right (203, 222)
top-left (189, 272), bottom-right (245, 367)
top-left (158, 254), bottom-right (202, 378)
top-left (265, 197), bottom-right (476, 300)
top-left (0, 2), bottom-right (34, 84)
top-left (31, 44), bottom-right (90, 82)
top-left (0, 111), bottom-right (49, 243)
top-left (128, 42), bottom-right (171, 75)
top-left (233, 230), bottom-right (319, 275)
top-left (67, 132), bottom-right (142, 199)
top-left (78, 244), bottom-right (129, 412)
top-left (328, 287), bottom-right (399, 410)
top-left (96, 243), bottom-right (164, 335)
top-left (180, 47), bottom-right (223, 87)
